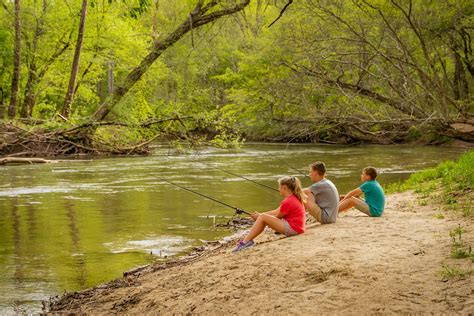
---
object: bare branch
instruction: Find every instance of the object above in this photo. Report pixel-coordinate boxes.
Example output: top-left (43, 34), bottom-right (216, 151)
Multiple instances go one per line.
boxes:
top-left (268, 0), bottom-right (293, 28)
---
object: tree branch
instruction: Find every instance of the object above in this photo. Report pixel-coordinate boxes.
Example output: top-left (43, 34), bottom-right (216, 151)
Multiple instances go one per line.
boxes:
top-left (268, 0), bottom-right (293, 28)
top-left (93, 0), bottom-right (250, 122)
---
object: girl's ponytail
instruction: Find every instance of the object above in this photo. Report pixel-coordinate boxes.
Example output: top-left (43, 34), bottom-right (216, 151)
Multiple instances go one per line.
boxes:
top-left (278, 176), bottom-right (306, 204)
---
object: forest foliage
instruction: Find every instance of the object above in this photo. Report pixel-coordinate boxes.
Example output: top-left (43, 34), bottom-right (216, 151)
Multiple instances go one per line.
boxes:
top-left (0, 0), bottom-right (473, 155)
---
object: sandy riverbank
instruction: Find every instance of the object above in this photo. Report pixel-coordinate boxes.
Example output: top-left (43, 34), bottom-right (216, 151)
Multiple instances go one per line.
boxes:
top-left (47, 191), bottom-right (473, 314)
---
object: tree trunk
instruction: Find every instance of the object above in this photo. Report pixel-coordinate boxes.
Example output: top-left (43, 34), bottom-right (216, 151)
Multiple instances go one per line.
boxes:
top-left (22, 32), bottom-right (40, 118)
top-left (9, 0), bottom-right (21, 119)
top-left (453, 51), bottom-right (469, 102)
top-left (0, 87), bottom-right (5, 119)
top-left (93, 0), bottom-right (250, 122)
top-left (21, 62), bottom-right (37, 118)
top-left (21, 0), bottom-right (47, 118)
top-left (152, 0), bottom-right (159, 40)
top-left (107, 61), bottom-right (114, 94)
top-left (62, 0), bottom-right (87, 119)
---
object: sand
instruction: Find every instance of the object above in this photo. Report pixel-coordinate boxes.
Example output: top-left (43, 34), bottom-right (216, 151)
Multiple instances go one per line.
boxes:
top-left (47, 191), bottom-right (474, 314)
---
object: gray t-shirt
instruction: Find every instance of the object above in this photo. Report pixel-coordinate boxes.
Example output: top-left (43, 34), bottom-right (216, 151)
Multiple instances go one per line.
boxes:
top-left (310, 178), bottom-right (339, 223)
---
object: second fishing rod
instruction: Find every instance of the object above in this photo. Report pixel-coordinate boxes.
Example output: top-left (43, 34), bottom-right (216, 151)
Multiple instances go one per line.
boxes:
top-left (151, 174), bottom-right (252, 216)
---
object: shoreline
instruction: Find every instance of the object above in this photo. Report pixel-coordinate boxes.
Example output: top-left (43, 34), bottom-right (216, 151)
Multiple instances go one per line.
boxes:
top-left (46, 191), bottom-right (474, 314)
top-left (1, 139), bottom-right (472, 160)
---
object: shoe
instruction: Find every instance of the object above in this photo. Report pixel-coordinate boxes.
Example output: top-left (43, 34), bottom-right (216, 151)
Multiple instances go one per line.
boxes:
top-left (232, 240), bottom-right (254, 253)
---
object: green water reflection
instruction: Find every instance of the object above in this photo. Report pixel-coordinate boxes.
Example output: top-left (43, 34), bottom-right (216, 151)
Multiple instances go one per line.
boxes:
top-left (0, 144), bottom-right (467, 313)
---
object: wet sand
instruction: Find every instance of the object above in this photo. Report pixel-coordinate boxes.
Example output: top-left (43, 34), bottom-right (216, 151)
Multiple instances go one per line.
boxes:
top-left (47, 191), bottom-right (473, 314)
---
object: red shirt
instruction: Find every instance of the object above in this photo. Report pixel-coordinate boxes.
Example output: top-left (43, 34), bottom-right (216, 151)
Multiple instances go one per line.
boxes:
top-left (279, 194), bottom-right (305, 234)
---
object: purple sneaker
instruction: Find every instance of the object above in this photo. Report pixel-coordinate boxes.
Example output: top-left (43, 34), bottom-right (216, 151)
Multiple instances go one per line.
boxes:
top-left (232, 240), bottom-right (254, 253)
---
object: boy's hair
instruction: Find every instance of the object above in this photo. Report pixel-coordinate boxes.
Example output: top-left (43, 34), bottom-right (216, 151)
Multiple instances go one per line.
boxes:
top-left (363, 167), bottom-right (378, 180)
top-left (309, 161), bottom-right (326, 176)
top-left (278, 176), bottom-right (306, 204)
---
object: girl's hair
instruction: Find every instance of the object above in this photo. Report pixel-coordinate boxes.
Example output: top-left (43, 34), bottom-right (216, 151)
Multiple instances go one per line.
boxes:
top-left (278, 176), bottom-right (306, 203)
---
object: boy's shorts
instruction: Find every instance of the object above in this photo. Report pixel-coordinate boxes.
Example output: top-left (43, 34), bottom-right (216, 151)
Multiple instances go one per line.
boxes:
top-left (283, 219), bottom-right (299, 237)
top-left (353, 199), bottom-right (371, 216)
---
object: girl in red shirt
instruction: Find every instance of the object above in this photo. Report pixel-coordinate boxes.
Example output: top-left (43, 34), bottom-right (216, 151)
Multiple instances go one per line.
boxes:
top-left (233, 176), bottom-right (306, 253)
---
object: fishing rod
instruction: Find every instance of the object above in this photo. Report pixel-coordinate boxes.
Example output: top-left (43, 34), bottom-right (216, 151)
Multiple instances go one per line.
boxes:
top-left (199, 161), bottom-right (280, 194)
top-left (281, 161), bottom-right (309, 179)
top-left (151, 174), bottom-right (251, 216)
top-left (260, 142), bottom-right (310, 179)
top-left (262, 151), bottom-right (309, 179)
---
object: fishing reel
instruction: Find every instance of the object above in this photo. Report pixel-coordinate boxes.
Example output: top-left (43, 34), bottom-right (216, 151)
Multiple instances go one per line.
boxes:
top-left (235, 208), bottom-right (251, 216)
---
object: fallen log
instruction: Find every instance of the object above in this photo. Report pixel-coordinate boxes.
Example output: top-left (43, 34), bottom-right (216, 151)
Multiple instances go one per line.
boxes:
top-left (0, 157), bottom-right (59, 165)
top-left (0, 157), bottom-right (92, 165)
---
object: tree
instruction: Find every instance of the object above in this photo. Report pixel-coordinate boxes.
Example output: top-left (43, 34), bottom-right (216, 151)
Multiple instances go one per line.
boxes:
top-left (62, 0), bottom-right (88, 118)
top-left (93, 0), bottom-right (251, 122)
top-left (20, 0), bottom-right (47, 118)
top-left (8, 0), bottom-right (21, 118)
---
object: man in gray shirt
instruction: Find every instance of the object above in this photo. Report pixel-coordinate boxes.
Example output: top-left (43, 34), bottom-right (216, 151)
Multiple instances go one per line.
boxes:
top-left (303, 161), bottom-right (339, 224)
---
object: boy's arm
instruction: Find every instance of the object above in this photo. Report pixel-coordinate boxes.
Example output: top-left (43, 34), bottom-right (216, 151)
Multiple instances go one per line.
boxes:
top-left (341, 188), bottom-right (363, 201)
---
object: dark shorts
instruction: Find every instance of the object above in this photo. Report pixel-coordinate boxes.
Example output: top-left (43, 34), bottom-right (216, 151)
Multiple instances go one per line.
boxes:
top-left (321, 208), bottom-right (336, 224)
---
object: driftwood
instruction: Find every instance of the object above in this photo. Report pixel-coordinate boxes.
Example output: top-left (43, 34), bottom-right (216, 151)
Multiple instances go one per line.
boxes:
top-left (0, 157), bottom-right (58, 164)
top-left (0, 156), bottom-right (92, 165)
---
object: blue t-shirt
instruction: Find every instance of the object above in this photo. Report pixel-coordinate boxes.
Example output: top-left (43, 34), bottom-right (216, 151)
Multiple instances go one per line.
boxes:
top-left (360, 180), bottom-right (385, 217)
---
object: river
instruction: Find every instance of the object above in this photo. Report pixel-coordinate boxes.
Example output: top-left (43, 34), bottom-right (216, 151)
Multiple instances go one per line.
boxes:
top-left (0, 144), bottom-right (466, 313)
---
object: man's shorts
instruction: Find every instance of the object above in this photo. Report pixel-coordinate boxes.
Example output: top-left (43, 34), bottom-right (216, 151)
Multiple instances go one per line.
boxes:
top-left (321, 208), bottom-right (336, 224)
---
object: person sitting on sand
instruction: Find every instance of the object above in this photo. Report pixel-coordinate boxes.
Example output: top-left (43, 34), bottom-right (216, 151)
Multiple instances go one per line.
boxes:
top-left (338, 167), bottom-right (385, 217)
top-left (303, 161), bottom-right (339, 224)
top-left (233, 176), bottom-right (306, 253)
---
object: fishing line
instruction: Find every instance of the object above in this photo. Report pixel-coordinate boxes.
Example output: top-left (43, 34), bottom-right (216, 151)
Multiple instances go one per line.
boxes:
top-left (198, 161), bottom-right (280, 195)
top-left (151, 174), bottom-right (251, 216)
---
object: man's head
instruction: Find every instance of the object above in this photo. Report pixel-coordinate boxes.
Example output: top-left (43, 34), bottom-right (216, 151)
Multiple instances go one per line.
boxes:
top-left (309, 161), bottom-right (326, 182)
top-left (361, 167), bottom-right (377, 182)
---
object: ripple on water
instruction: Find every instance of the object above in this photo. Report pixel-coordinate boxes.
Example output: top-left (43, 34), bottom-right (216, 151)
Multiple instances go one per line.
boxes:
top-left (63, 195), bottom-right (95, 201)
top-left (51, 169), bottom-right (81, 173)
top-left (378, 167), bottom-right (418, 174)
top-left (104, 236), bottom-right (191, 257)
top-left (0, 186), bottom-right (72, 197)
top-left (166, 224), bottom-right (188, 229)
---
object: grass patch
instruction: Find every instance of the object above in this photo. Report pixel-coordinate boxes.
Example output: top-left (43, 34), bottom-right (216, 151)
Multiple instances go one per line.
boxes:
top-left (440, 265), bottom-right (474, 280)
top-left (449, 225), bottom-right (473, 260)
top-left (385, 150), bottom-right (473, 218)
top-left (418, 199), bottom-right (428, 206)
top-left (434, 213), bottom-right (445, 219)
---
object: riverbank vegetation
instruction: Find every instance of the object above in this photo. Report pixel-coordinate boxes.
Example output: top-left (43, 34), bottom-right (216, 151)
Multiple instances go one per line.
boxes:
top-left (387, 149), bottom-right (474, 278)
top-left (387, 149), bottom-right (473, 218)
top-left (1, 1), bottom-right (473, 156)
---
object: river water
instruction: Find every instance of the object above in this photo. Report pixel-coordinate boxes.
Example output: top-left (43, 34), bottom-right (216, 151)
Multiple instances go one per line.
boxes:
top-left (0, 144), bottom-right (466, 313)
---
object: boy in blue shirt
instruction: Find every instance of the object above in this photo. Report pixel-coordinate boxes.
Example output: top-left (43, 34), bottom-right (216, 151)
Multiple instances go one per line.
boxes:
top-left (338, 167), bottom-right (385, 217)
